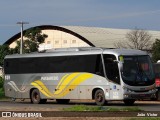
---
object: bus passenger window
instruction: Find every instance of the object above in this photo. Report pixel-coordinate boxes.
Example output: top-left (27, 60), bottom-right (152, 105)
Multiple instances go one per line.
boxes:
top-left (5, 61), bottom-right (9, 67)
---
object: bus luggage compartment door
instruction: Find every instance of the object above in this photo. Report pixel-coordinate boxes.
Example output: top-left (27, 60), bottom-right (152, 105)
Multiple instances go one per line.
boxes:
top-left (109, 84), bottom-right (122, 100)
top-left (4, 84), bottom-right (16, 98)
top-left (79, 85), bottom-right (92, 99)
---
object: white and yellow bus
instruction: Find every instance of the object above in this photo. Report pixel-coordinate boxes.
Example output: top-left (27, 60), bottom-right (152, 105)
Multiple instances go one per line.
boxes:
top-left (4, 47), bottom-right (156, 105)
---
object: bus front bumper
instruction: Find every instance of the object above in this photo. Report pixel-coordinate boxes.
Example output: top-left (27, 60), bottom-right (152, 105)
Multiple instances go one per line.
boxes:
top-left (123, 89), bottom-right (157, 100)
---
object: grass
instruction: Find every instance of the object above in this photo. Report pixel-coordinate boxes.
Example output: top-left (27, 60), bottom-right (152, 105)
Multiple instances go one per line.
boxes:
top-left (129, 118), bottom-right (160, 120)
top-left (0, 92), bottom-right (4, 97)
top-left (0, 77), bottom-right (5, 99)
top-left (63, 105), bottom-right (143, 112)
top-left (0, 87), bottom-right (7, 100)
top-left (0, 88), bottom-right (4, 97)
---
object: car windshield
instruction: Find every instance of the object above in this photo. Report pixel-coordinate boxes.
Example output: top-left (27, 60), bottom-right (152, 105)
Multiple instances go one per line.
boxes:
top-left (120, 55), bottom-right (155, 86)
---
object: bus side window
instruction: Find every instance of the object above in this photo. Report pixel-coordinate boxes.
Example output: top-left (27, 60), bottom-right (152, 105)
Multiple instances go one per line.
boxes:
top-left (103, 54), bottom-right (120, 84)
top-left (5, 61), bottom-right (9, 67)
top-left (4, 60), bottom-right (8, 74)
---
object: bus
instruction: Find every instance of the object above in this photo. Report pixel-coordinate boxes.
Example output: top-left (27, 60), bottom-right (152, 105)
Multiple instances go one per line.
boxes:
top-left (4, 47), bottom-right (156, 106)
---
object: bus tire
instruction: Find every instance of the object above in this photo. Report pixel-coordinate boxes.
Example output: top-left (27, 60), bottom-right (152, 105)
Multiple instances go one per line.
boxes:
top-left (56, 99), bottom-right (70, 104)
top-left (123, 99), bottom-right (135, 106)
top-left (94, 89), bottom-right (107, 106)
top-left (31, 89), bottom-right (47, 104)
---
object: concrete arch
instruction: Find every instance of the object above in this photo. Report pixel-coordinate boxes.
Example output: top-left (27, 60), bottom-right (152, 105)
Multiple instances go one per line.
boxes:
top-left (4, 25), bottom-right (95, 47)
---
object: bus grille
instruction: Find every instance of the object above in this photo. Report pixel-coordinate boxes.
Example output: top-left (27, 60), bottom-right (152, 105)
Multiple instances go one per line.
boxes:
top-left (134, 90), bottom-right (149, 92)
top-left (131, 94), bottom-right (151, 99)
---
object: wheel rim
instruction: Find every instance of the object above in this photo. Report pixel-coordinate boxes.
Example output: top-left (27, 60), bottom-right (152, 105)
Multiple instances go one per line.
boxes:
top-left (96, 92), bottom-right (103, 102)
top-left (33, 92), bottom-right (39, 101)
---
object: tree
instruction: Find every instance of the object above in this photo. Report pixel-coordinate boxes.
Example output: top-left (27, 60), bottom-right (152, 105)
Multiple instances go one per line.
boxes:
top-left (152, 39), bottom-right (160, 62)
top-left (13, 27), bottom-right (48, 53)
top-left (114, 28), bottom-right (152, 50)
top-left (0, 45), bottom-right (10, 66)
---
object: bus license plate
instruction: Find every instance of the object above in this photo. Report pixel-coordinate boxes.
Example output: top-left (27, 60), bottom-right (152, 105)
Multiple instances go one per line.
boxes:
top-left (139, 94), bottom-right (145, 97)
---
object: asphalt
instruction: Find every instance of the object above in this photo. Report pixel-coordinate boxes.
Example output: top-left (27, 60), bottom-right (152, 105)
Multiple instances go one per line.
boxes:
top-left (0, 99), bottom-right (160, 111)
top-left (0, 100), bottom-right (160, 118)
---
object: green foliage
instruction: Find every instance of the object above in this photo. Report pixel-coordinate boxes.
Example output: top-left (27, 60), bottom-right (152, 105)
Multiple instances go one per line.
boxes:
top-left (152, 39), bottom-right (160, 62)
top-left (25, 27), bottom-right (48, 43)
top-left (0, 45), bottom-right (10, 66)
top-left (0, 77), bottom-right (4, 98)
top-left (63, 105), bottom-right (142, 112)
top-left (23, 27), bottom-right (48, 53)
top-left (129, 118), bottom-right (160, 120)
top-left (13, 27), bottom-right (48, 53)
top-left (121, 107), bottom-right (142, 112)
top-left (0, 87), bottom-right (4, 97)
top-left (0, 28), bottom-right (47, 65)
top-left (0, 76), bottom-right (4, 88)
top-left (63, 105), bottom-right (105, 111)
top-left (0, 77), bottom-right (5, 99)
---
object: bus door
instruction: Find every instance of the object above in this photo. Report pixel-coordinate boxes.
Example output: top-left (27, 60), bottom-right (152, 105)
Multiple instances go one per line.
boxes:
top-left (103, 54), bottom-right (122, 100)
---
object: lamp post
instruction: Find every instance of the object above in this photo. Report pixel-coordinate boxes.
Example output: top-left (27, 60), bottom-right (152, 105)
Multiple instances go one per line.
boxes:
top-left (17, 21), bottom-right (29, 54)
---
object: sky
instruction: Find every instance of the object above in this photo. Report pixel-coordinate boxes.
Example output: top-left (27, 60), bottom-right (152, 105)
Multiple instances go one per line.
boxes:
top-left (0, 0), bottom-right (160, 44)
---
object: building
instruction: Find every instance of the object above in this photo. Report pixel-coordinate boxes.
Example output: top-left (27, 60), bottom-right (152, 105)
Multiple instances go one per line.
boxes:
top-left (4, 25), bottom-right (160, 50)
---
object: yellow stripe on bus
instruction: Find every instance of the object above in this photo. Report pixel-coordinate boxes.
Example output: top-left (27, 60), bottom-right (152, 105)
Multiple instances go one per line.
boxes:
top-left (56, 73), bottom-right (93, 98)
top-left (33, 80), bottom-right (53, 97)
top-left (53, 73), bottom-right (80, 95)
top-left (31, 73), bottom-right (93, 98)
top-left (31, 82), bottom-right (51, 97)
top-left (55, 74), bottom-right (69, 90)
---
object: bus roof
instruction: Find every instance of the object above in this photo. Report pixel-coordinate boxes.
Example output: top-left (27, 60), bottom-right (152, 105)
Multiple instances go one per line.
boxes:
top-left (103, 48), bottom-right (148, 56)
top-left (5, 47), bottom-right (148, 59)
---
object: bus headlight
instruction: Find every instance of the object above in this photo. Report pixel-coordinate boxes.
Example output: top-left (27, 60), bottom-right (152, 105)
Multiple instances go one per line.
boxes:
top-left (150, 88), bottom-right (157, 92)
top-left (124, 94), bottom-right (129, 98)
top-left (123, 86), bottom-right (132, 92)
top-left (127, 89), bottom-right (132, 92)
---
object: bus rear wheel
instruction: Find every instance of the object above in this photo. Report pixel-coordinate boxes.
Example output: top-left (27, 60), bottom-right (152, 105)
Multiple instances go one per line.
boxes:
top-left (95, 89), bottom-right (107, 106)
top-left (31, 89), bottom-right (47, 104)
top-left (123, 99), bottom-right (135, 106)
top-left (56, 99), bottom-right (70, 104)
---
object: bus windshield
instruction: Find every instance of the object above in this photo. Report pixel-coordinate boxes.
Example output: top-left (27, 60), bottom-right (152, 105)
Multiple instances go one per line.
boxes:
top-left (120, 55), bottom-right (155, 86)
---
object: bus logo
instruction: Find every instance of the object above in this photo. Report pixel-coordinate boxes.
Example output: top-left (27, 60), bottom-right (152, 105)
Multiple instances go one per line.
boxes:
top-left (2, 112), bottom-right (11, 117)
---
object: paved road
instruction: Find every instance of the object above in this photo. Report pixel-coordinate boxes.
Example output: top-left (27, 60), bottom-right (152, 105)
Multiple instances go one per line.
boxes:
top-left (0, 99), bottom-right (160, 111)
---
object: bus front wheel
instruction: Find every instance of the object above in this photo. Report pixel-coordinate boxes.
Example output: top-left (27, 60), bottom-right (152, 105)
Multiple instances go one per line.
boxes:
top-left (31, 89), bottom-right (47, 104)
top-left (94, 89), bottom-right (107, 106)
top-left (123, 99), bottom-right (135, 106)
